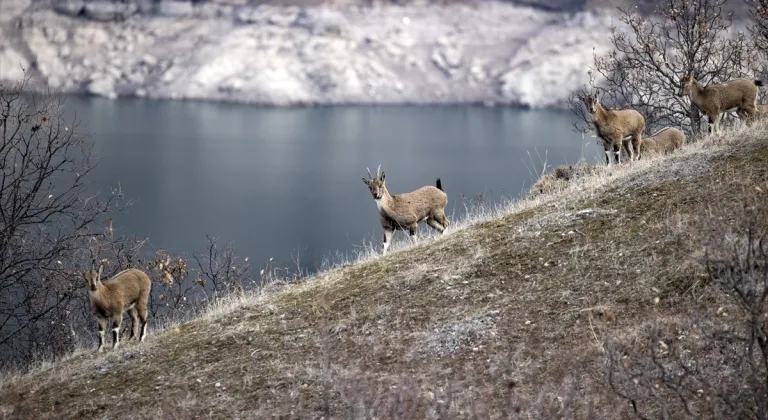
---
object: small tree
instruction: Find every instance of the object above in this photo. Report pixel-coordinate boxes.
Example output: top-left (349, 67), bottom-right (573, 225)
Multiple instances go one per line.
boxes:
top-left (569, 0), bottom-right (758, 138)
top-left (0, 74), bottom-right (141, 366)
top-left (750, 0), bottom-right (768, 55)
top-left (748, 0), bottom-right (768, 95)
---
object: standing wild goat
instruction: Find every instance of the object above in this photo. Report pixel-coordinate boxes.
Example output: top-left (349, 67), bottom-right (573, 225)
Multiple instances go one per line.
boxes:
top-left (679, 75), bottom-right (763, 134)
top-left (362, 165), bottom-right (449, 254)
top-left (580, 92), bottom-right (645, 164)
top-left (638, 127), bottom-right (686, 158)
top-left (84, 265), bottom-right (152, 352)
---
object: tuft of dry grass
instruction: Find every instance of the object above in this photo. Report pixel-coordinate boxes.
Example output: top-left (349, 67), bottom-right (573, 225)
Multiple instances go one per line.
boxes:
top-left (527, 163), bottom-right (603, 198)
top-left (2, 122), bottom-right (768, 418)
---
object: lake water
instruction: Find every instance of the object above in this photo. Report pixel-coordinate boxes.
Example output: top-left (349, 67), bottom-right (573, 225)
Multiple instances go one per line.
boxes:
top-left (63, 97), bottom-right (596, 272)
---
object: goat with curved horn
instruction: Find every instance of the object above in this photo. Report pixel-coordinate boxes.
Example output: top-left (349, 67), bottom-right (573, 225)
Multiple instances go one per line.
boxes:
top-left (362, 165), bottom-right (449, 254)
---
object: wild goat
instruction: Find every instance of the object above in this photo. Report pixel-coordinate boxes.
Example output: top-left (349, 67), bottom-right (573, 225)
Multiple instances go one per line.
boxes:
top-left (679, 75), bottom-right (763, 134)
top-left (638, 127), bottom-right (686, 158)
top-left (580, 92), bottom-right (645, 164)
top-left (84, 265), bottom-right (152, 352)
top-left (362, 165), bottom-right (449, 254)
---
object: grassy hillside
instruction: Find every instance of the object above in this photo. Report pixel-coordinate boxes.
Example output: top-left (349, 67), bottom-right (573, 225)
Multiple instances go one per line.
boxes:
top-left (1, 125), bottom-right (767, 418)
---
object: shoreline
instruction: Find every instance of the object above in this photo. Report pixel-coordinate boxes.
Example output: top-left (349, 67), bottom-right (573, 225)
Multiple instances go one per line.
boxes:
top-left (1, 2), bottom-right (619, 109)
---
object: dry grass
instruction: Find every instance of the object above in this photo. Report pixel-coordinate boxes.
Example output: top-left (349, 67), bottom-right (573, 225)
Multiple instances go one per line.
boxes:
top-left (1, 122), bottom-right (768, 418)
top-left (527, 163), bottom-right (602, 198)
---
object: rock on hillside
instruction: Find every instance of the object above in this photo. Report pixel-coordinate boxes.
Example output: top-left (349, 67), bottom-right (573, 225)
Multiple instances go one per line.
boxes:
top-left (0, 1), bottom-right (618, 108)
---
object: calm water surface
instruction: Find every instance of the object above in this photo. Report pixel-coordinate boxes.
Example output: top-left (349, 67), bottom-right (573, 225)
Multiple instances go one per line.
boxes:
top-left (63, 97), bottom-right (599, 271)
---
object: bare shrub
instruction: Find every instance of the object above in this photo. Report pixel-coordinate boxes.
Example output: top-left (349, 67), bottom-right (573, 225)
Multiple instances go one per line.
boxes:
top-left (0, 74), bottom-right (141, 367)
top-left (569, 0), bottom-right (757, 137)
top-left (145, 235), bottom-right (260, 324)
top-left (193, 235), bottom-right (252, 295)
top-left (751, 0), bottom-right (768, 56)
top-left (0, 74), bottom-right (266, 368)
top-left (605, 195), bottom-right (768, 418)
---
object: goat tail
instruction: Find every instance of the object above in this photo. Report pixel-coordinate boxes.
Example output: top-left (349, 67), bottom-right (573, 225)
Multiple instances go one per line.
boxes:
top-left (755, 80), bottom-right (764, 87)
top-left (436, 178), bottom-right (444, 191)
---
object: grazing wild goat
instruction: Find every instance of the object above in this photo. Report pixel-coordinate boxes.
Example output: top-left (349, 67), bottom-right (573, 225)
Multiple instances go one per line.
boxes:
top-left (362, 165), bottom-right (449, 254)
top-left (84, 265), bottom-right (152, 352)
top-left (679, 75), bottom-right (763, 134)
top-left (580, 92), bottom-right (645, 164)
top-left (638, 127), bottom-right (686, 158)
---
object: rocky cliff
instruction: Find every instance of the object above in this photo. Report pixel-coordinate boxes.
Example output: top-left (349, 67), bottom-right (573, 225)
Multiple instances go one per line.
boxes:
top-left (0, 0), bottom-right (620, 108)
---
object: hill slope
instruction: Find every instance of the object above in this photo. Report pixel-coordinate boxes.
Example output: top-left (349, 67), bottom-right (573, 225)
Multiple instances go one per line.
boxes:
top-left (1, 127), bottom-right (767, 418)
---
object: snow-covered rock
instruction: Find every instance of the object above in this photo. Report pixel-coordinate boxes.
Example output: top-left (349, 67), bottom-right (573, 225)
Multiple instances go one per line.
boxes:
top-left (87, 75), bottom-right (117, 99)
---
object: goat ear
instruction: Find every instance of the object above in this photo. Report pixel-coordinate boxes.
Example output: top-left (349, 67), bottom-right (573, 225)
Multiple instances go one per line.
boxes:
top-left (362, 177), bottom-right (368, 184)
top-left (97, 265), bottom-right (103, 280)
top-left (380, 172), bottom-right (386, 182)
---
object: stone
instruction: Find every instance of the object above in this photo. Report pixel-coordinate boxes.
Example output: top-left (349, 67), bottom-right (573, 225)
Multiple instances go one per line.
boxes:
top-left (155, 1), bottom-right (193, 18)
top-left (441, 45), bottom-right (462, 68)
top-left (294, 8), bottom-right (348, 36)
top-left (52, 0), bottom-right (85, 17)
top-left (84, 1), bottom-right (138, 21)
top-left (431, 44), bottom-right (463, 78)
top-left (107, 66), bottom-right (122, 79)
top-left (218, 78), bottom-right (244, 93)
top-left (0, 47), bottom-right (29, 82)
top-left (134, 0), bottom-right (155, 14)
top-left (141, 54), bottom-right (158, 67)
top-left (74, 26), bottom-right (110, 46)
top-left (161, 67), bottom-right (177, 83)
top-left (234, 6), bottom-right (263, 24)
top-left (87, 76), bottom-right (117, 99)
top-left (267, 9), bottom-right (300, 27)
top-left (196, 3), bottom-right (231, 20)
top-left (125, 71), bottom-right (145, 84)
top-left (469, 59), bottom-right (487, 83)
top-left (508, 0), bottom-right (587, 12)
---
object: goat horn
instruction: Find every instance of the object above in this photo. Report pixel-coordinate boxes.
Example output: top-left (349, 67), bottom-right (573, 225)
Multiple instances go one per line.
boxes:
top-left (376, 164), bottom-right (381, 178)
top-left (366, 167), bottom-right (373, 179)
